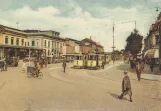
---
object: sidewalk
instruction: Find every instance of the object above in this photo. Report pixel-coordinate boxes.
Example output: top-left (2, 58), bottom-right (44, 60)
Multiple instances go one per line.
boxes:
top-left (141, 64), bottom-right (161, 81)
top-left (141, 74), bottom-right (161, 81)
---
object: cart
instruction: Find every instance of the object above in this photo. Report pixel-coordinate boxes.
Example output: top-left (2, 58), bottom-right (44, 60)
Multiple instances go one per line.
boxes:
top-left (27, 66), bottom-right (43, 78)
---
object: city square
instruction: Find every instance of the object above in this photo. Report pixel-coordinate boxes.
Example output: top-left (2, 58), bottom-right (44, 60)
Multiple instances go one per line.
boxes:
top-left (0, 61), bottom-right (160, 111)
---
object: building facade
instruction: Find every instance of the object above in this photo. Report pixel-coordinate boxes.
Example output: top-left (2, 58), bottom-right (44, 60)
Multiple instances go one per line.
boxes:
top-left (0, 25), bottom-right (42, 59)
top-left (143, 21), bottom-right (160, 60)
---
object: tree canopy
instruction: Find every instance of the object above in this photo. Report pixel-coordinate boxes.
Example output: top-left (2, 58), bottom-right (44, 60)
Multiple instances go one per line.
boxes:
top-left (125, 29), bottom-right (143, 55)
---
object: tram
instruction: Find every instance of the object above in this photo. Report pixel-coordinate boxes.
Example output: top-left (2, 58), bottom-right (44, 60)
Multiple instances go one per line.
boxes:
top-left (73, 54), bottom-right (88, 69)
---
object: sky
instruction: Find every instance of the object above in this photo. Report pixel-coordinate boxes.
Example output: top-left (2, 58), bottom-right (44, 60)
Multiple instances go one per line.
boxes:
top-left (0, 0), bottom-right (161, 52)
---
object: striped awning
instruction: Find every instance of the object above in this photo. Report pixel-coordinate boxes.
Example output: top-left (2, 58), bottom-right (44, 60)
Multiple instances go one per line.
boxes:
top-left (144, 49), bottom-right (159, 58)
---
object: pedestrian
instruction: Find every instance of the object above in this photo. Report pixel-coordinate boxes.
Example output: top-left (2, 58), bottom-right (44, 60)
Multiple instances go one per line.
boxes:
top-left (4, 60), bottom-right (7, 71)
top-left (102, 60), bottom-right (105, 69)
top-left (36, 61), bottom-right (41, 77)
top-left (136, 62), bottom-right (141, 81)
top-left (62, 59), bottom-right (66, 73)
top-left (118, 71), bottom-right (133, 102)
top-left (141, 61), bottom-right (144, 71)
top-left (22, 61), bottom-right (27, 73)
top-left (45, 59), bottom-right (48, 68)
top-left (150, 59), bottom-right (154, 72)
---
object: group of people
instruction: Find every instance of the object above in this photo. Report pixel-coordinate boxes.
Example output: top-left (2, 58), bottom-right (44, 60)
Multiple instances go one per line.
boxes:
top-left (22, 58), bottom-right (48, 75)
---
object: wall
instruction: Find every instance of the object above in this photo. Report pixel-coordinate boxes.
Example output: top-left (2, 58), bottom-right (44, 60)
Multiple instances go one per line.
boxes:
top-left (2, 33), bottom-right (27, 47)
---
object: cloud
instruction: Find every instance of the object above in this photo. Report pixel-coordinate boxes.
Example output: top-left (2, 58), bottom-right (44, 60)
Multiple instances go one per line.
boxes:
top-left (0, 1), bottom-right (160, 52)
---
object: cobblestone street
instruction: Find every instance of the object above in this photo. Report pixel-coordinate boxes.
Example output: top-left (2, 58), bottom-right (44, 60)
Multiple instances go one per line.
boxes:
top-left (0, 61), bottom-right (160, 111)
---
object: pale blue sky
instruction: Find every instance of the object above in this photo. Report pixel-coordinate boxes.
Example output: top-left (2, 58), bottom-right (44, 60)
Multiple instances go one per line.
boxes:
top-left (0, 0), bottom-right (161, 51)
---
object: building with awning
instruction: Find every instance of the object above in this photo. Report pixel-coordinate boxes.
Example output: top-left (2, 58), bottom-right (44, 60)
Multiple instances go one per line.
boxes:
top-left (144, 49), bottom-right (159, 58)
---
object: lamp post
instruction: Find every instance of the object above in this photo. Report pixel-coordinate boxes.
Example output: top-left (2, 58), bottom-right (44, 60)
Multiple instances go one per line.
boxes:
top-left (112, 21), bottom-right (115, 65)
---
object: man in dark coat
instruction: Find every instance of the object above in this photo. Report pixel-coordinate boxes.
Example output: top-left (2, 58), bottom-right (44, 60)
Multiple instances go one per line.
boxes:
top-left (118, 71), bottom-right (133, 102)
top-left (150, 59), bottom-right (154, 72)
top-left (62, 59), bottom-right (66, 73)
top-left (136, 62), bottom-right (141, 81)
top-left (102, 60), bottom-right (105, 69)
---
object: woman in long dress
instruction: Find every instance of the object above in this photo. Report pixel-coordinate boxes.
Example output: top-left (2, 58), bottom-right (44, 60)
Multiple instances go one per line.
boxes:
top-left (22, 61), bottom-right (27, 73)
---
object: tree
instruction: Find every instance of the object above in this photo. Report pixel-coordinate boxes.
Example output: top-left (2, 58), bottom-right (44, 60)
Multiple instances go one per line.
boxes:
top-left (157, 12), bottom-right (161, 20)
top-left (125, 29), bottom-right (143, 55)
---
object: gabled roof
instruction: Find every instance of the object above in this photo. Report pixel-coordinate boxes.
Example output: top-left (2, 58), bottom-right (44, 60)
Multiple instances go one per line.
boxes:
top-left (65, 38), bottom-right (81, 44)
top-left (82, 38), bottom-right (103, 48)
top-left (0, 24), bottom-right (27, 35)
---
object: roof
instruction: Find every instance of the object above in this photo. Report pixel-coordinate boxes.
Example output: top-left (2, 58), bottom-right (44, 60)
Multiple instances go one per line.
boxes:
top-left (65, 38), bottom-right (81, 44)
top-left (0, 24), bottom-right (24, 32)
top-left (23, 29), bottom-right (60, 33)
top-left (82, 38), bottom-right (103, 48)
top-left (28, 34), bottom-right (65, 41)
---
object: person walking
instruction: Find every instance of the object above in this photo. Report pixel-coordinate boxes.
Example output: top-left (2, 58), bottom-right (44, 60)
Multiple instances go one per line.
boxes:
top-left (136, 62), bottom-right (141, 81)
top-left (141, 60), bottom-right (144, 71)
top-left (118, 71), bottom-right (133, 102)
top-left (45, 59), bottom-right (48, 68)
top-left (62, 59), bottom-right (67, 73)
top-left (102, 60), bottom-right (105, 69)
top-left (150, 59), bottom-right (154, 72)
top-left (4, 60), bottom-right (7, 71)
top-left (22, 61), bottom-right (26, 73)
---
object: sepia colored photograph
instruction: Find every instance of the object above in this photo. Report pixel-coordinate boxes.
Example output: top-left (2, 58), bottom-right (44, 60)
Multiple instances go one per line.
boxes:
top-left (0, 0), bottom-right (161, 111)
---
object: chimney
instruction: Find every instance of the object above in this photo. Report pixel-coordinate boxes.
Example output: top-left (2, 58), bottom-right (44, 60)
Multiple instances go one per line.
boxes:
top-left (90, 36), bottom-right (92, 40)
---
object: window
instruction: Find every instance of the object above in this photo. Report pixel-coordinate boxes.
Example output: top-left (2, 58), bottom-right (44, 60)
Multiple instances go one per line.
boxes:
top-left (21, 39), bottom-right (24, 46)
top-left (52, 41), bottom-right (54, 48)
top-left (5, 37), bottom-right (8, 44)
top-left (28, 42), bottom-right (29, 46)
top-left (48, 41), bottom-right (50, 48)
top-left (11, 37), bottom-right (14, 45)
top-left (44, 40), bottom-right (46, 47)
top-left (25, 42), bottom-right (26, 46)
top-left (32, 41), bottom-right (35, 46)
top-left (16, 38), bottom-right (19, 45)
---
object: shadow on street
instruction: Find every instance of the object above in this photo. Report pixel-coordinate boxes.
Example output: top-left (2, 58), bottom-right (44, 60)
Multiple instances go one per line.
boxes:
top-left (107, 92), bottom-right (128, 101)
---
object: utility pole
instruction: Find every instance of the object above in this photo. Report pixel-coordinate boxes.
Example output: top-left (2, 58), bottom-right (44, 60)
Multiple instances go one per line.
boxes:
top-left (112, 21), bottom-right (115, 65)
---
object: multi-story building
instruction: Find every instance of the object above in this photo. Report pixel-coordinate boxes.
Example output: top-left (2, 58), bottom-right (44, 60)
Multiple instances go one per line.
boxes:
top-left (24, 30), bottom-right (65, 63)
top-left (0, 25), bottom-right (42, 59)
top-left (143, 24), bottom-right (160, 59)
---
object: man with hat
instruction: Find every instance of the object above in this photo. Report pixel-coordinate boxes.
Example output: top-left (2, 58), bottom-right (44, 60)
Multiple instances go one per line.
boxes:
top-left (62, 59), bottom-right (67, 73)
top-left (118, 71), bottom-right (133, 102)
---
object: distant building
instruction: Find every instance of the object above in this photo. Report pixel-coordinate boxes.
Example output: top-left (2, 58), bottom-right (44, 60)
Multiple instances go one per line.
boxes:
top-left (24, 30), bottom-right (65, 63)
top-left (81, 38), bottom-right (104, 53)
top-left (143, 22), bottom-right (160, 59)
